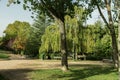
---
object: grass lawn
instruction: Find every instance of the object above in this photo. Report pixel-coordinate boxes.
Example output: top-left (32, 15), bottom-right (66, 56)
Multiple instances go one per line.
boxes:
top-left (30, 67), bottom-right (117, 80)
top-left (0, 50), bottom-right (10, 59)
top-left (0, 53), bottom-right (9, 59)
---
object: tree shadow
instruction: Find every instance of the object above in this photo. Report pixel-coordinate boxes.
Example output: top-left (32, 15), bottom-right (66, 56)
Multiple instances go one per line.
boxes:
top-left (0, 63), bottom-right (116, 80)
top-left (0, 69), bottom-right (33, 80)
top-left (51, 67), bottom-right (117, 80)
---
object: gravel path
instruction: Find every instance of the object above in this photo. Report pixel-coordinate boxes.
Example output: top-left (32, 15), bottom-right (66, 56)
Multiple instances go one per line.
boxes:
top-left (0, 59), bottom-right (112, 80)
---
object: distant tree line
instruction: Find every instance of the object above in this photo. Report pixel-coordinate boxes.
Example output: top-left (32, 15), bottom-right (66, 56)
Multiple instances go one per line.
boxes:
top-left (0, 11), bottom-right (117, 61)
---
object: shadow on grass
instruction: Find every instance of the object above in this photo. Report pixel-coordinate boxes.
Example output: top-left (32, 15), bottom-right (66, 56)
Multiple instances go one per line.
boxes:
top-left (53, 67), bottom-right (117, 80)
top-left (0, 63), bottom-right (116, 80)
top-left (72, 67), bottom-right (116, 80)
top-left (32, 66), bottom-right (117, 80)
top-left (0, 69), bottom-right (33, 80)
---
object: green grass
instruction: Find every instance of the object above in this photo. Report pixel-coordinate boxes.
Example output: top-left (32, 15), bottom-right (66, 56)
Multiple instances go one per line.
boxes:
top-left (0, 53), bottom-right (9, 59)
top-left (0, 50), bottom-right (10, 59)
top-left (30, 67), bottom-right (118, 80)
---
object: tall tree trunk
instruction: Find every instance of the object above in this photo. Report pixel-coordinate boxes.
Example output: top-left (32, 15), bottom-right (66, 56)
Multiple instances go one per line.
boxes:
top-left (49, 11), bottom-right (68, 71)
top-left (105, 0), bottom-right (118, 68)
top-left (96, 0), bottom-right (119, 68)
top-left (73, 41), bottom-right (76, 60)
top-left (59, 19), bottom-right (68, 71)
top-left (118, 11), bottom-right (120, 77)
top-left (97, 0), bottom-right (118, 68)
top-left (116, 0), bottom-right (120, 77)
top-left (109, 27), bottom-right (118, 68)
top-left (118, 14), bottom-right (120, 80)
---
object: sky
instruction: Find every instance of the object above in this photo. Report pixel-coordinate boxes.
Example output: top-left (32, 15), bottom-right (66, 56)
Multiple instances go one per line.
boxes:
top-left (0, 0), bottom-right (33, 37)
top-left (0, 0), bottom-right (106, 37)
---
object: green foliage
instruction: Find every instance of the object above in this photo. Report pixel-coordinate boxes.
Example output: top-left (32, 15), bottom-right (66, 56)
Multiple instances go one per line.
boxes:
top-left (3, 21), bottom-right (18, 40)
top-left (39, 7), bottom-right (112, 61)
top-left (24, 27), bottom-right (41, 57)
top-left (86, 25), bottom-right (112, 60)
top-left (25, 14), bottom-right (48, 57)
top-left (92, 35), bottom-right (112, 60)
top-left (12, 22), bottom-right (30, 51)
top-left (11, 0), bottom-right (81, 22)
top-left (3, 21), bottom-right (31, 53)
top-left (0, 50), bottom-right (10, 59)
top-left (65, 15), bottom-right (80, 52)
top-left (39, 22), bottom-right (60, 53)
top-left (74, 20), bottom-right (113, 60)
top-left (39, 6), bottom-right (86, 54)
top-left (39, 52), bottom-right (46, 60)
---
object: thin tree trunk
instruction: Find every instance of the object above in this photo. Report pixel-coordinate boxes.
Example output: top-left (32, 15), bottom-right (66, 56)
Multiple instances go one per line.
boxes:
top-left (49, 11), bottom-right (68, 71)
top-left (59, 19), bottom-right (68, 71)
top-left (118, 11), bottom-right (120, 80)
top-left (96, 0), bottom-right (118, 68)
top-left (73, 41), bottom-right (76, 60)
top-left (118, 11), bottom-right (120, 72)
top-left (105, 0), bottom-right (118, 68)
top-left (116, 0), bottom-right (120, 78)
top-left (109, 27), bottom-right (118, 68)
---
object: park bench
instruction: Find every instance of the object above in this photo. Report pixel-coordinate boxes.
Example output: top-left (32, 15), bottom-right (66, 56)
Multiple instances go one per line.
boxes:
top-left (102, 59), bottom-right (113, 63)
top-left (53, 56), bottom-right (72, 60)
top-left (53, 56), bottom-right (61, 60)
top-left (77, 55), bottom-right (86, 60)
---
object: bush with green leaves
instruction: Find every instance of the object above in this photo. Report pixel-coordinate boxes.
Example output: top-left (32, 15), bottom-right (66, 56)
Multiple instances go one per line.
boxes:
top-left (89, 35), bottom-right (112, 60)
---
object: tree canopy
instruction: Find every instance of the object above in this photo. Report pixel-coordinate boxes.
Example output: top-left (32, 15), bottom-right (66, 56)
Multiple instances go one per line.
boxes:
top-left (3, 21), bottom-right (31, 53)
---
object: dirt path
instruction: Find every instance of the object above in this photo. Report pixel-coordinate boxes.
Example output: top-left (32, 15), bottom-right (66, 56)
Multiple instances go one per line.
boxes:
top-left (0, 59), bottom-right (112, 80)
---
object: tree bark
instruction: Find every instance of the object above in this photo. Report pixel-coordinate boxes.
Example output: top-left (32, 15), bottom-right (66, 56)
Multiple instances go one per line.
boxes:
top-left (116, 0), bottom-right (120, 78)
top-left (118, 11), bottom-right (120, 79)
top-left (105, 0), bottom-right (118, 68)
top-left (109, 27), bottom-right (118, 68)
top-left (48, 10), bottom-right (68, 71)
top-left (59, 19), bottom-right (68, 71)
top-left (96, 0), bottom-right (118, 68)
top-left (118, 18), bottom-right (120, 80)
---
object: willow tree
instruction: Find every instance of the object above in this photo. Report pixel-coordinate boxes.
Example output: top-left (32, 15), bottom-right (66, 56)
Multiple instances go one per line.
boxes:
top-left (65, 15), bottom-right (80, 60)
top-left (39, 23), bottom-right (60, 53)
top-left (65, 6), bottom-right (87, 60)
top-left (39, 6), bottom-right (86, 61)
